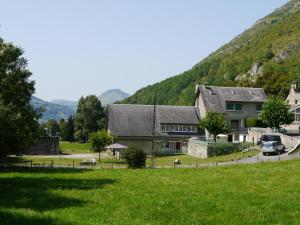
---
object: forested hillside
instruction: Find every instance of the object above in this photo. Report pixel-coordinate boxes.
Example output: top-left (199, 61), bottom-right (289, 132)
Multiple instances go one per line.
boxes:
top-left (123, 0), bottom-right (300, 106)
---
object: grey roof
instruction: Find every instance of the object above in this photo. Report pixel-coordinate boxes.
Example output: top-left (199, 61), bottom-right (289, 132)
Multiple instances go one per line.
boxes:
top-left (108, 104), bottom-right (201, 138)
top-left (196, 85), bottom-right (267, 113)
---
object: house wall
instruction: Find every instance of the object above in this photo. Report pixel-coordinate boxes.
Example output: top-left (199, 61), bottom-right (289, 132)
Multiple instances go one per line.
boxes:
top-left (115, 139), bottom-right (153, 154)
top-left (286, 85), bottom-right (300, 106)
top-left (226, 102), bottom-right (261, 127)
top-left (196, 93), bottom-right (209, 139)
top-left (115, 138), bottom-right (186, 154)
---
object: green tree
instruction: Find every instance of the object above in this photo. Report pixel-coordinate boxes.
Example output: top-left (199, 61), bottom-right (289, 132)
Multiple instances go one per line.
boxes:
top-left (123, 146), bottom-right (147, 169)
top-left (0, 37), bottom-right (40, 157)
top-left (75, 95), bottom-right (105, 142)
top-left (199, 112), bottom-right (230, 142)
top-left (46, 119), bottom-right (60, 137)
top-left (89, 129), bottom-right (113, 162)
top-left (59, 119), bottom-right (66, 140)
top-left (260, 97), bottom-right (294, 130)
top-left (64, 116), bottom-right (75, 142)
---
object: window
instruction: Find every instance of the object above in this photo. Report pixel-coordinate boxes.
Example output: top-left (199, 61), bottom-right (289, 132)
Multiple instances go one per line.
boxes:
top-left (226, 102), bottom-right (243, 111)
top-left (226, 103), bottom-right (235, 110)
top-left (296, 100), bottom-right (298, 105)
top-left (164, 142), bottom-right (170, 149)
top-left (256, 104), bottom-right (262, 112)
top-left (235, 104), bottom-right (242, 111)
top-left (161, 124), bottom-right (198, 133)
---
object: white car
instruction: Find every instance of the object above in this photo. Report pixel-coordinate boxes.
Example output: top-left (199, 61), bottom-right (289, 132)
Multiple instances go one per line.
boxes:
top-left (261, 141), bottom-right (285, 155)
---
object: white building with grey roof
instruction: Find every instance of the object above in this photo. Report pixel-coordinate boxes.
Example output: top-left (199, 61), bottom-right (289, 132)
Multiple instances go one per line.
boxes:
top-left (108, 104), bottom-right (204, 154)
top-left (108, 85), bottom-right (267, 153)
top-left (195, 85), bottom-right (267, 142)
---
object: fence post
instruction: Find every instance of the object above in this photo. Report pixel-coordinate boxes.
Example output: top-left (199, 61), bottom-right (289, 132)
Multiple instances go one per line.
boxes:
top-left (236, 159), bottom-right (238, 164)
top-left (31, 160), bottom-right (33, 168)
top-left (216, 161), bottom-right (218, 167)
top-left (73, 160), bottom-right (75, 168)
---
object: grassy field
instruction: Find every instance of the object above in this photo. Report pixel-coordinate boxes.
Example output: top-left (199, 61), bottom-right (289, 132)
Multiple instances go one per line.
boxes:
top-left (11, 150), bottom-right (259, 168)
top-left (148, 150), bottom-right (259, 167)
top-left (59, 142), bottom-right (92, 154)
top-left (1, 160), bottom-right (300, 225)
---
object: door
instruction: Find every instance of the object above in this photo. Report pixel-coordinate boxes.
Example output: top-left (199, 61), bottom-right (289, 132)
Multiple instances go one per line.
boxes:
top-left (176, 142), bottom-right (181, 152)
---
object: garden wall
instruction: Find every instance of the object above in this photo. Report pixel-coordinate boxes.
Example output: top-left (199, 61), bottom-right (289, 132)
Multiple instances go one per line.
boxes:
top-left (26, 137), bottom-right (60, 155)
top-left (187, 138), bottom-right (239, 158)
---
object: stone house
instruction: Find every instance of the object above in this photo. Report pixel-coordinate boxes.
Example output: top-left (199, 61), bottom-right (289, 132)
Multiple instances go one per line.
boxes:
top-left (195, 85), bottom-right (267, 142)
top-left (285, 82), bottom-right (300, 134)
top-left (108, 104), bottom-right (204, 153)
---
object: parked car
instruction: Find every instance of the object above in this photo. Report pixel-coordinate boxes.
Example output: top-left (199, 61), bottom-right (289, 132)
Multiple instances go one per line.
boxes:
top-left (261, 141), bottom-right (285, 155)
top-left (258, 134), bottom-right (281, 146)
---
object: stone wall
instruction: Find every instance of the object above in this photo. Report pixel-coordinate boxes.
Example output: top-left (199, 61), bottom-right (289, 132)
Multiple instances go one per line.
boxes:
top-left (248, 128), bottom-right (300, 149)
top-left (26, 137), bottom-right (60, 155)
top-left (187, 140), bottom-right (208, 158)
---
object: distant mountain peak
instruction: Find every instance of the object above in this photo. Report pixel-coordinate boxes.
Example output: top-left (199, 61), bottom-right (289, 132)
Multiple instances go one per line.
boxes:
top-left (99, 89), bottom-right (130, 106)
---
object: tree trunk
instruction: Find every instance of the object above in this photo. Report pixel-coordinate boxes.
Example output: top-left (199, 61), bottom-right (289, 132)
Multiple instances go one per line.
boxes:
top-left (98, 150), bottom-right (101, 162)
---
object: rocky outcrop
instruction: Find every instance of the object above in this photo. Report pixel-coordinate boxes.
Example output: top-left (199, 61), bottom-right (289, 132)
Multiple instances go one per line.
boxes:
top-left (235, 62), bottom-right (263, 82)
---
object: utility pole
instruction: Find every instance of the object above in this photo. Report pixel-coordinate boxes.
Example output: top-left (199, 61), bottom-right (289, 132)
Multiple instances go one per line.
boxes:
top-left (151, 93), bottom-right (157, 167)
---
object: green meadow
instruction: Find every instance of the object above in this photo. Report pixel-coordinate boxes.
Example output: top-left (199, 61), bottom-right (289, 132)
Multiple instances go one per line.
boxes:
top-left (1, 160), bottom-right (300, 225)
top-left (59, 142), bottom-right (92, 154)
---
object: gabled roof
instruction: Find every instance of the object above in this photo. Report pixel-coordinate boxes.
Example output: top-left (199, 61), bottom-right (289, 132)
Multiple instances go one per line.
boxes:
top-left (108, 104), bottom-right (201, 138)
top-left (196, 85), bottom-right (267, 113)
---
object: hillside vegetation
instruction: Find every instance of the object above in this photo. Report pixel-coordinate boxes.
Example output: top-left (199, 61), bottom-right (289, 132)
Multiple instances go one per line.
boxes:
top-left (123, 0), bottom-right (300, 105)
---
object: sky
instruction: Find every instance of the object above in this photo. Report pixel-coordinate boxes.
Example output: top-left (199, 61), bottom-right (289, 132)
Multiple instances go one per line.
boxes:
top-left (0, 0), bottom-right (288, 101)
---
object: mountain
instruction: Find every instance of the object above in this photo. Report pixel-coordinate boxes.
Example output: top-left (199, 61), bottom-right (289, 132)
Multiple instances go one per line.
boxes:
top-left (122, 0), bottom-right (300, 106)
top-left (31, 97), bottom-right (75, 122)
top-left (50, 99), bottom-right (78, 111)
top-left (99, 89), bottom-right (130, 106)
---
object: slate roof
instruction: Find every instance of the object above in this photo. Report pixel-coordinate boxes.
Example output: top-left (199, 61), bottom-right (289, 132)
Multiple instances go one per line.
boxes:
top-left (108, 104), bottom-right (201, 138)
top-left (196, 85), bottom-right (267, 113)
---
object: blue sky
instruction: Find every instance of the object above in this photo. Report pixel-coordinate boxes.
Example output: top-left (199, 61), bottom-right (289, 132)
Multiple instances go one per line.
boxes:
top-left (0, 0), bottom-right (287, 101)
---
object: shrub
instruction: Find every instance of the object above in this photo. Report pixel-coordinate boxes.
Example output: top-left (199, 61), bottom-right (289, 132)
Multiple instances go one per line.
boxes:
top-left (246, 118), bottom-right (265, 128)
top-left (123, 146), bottom-right (146, 169)
top-left (207, 143), bottom-right (240, 157)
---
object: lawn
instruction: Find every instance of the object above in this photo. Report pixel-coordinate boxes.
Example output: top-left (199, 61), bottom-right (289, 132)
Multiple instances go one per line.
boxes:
top-left (1, 160), bottom-right (300, 225)
top-left (10, 150), bottom-right (259, 168)
top-left (148, 149), bottom-right (259, 167)
top-left (59, 142), bottom-right (92, 154)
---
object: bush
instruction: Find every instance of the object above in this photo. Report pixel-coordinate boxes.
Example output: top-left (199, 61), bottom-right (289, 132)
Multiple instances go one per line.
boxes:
top-left (123, 146), bottom-right (146, 169)
top-left (207, 143), bottom-right (240, 157)
top-left (246, 118), bottom-right (264, 128)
